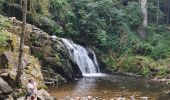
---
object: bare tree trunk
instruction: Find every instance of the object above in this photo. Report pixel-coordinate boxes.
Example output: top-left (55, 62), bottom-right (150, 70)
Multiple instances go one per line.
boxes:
top-left (15, 0), bottom-right (27, 86)
top-left (140, 0), bottom-right (148, 27)
top-left (156, 0), bottom-right (160, 24)
top-left (167, 0), bottom-right (170, 24)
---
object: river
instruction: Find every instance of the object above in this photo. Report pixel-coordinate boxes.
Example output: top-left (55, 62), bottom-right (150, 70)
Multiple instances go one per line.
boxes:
top-left (49, 73), bottom-right (170, 100)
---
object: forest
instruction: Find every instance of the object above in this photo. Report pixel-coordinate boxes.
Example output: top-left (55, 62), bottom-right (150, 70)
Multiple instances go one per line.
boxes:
top-left (0, 0), bottom-right (170, 100)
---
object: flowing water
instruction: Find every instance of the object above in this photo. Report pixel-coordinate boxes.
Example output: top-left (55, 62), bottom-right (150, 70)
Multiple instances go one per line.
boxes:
top-left (49, 74), bottom-right (170, 100)
top-left (61, 38), bottom-right (100, 76)
top-left (49, 38), bottom-right (170, 100)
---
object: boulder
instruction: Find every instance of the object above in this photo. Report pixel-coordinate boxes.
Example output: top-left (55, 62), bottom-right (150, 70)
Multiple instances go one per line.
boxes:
top-left (37, 89), bottom-right (54, 100)
top-left (0, 51), bottom-right (46, 88)
top-left (0, 77), bottom-right (13, 95)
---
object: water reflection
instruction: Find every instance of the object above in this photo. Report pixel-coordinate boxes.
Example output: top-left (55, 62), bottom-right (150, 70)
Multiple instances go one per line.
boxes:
top-left (73, 78), bottom-right (97, 96)
top-left (49, 74), bottom-right (170, 100)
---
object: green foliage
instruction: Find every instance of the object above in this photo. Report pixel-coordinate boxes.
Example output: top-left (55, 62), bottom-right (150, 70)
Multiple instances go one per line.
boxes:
top-left (124, 2), bottom-right (142, 29)
top-left (0, 0), bottom-right (5, 14)
top-left (0, 15), bottom-right (11, 28)
top-left (157, 68), bottom-right (168, 77)
top-left (141, 67), bottom-right (150, 76)
top-left (0, 30), bottom-right (8, 46)
top-left (29, 14), bottom-right (58, 34)
top-left (25, 0), bottom-right (170, 77)
top-left (117, 56), bottom-right (153, 76)
top-left (96, 30), bottom-right (108, 47)
top-left (132, 42), bottom-right (153, 56)
top-left (120, 56), bottom-right (136, 72)
top-left (151, 44), bottom-right (169, 60)
top-left (146, 25), bottom-right (170, 60)
top-left (49, 0), bottom-right (70, 21)
top-left (2, 0), bottom-right (170, 77)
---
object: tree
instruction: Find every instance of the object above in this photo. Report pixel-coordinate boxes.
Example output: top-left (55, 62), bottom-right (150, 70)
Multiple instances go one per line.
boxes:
top-left (140, 0), bottom-right (148, 27)
top-left (156, 0), bottom-right (160, 24)
top-left (166, 0), bottom-right (170, 24)
top-left (15, 0), bottom-right (27, 86)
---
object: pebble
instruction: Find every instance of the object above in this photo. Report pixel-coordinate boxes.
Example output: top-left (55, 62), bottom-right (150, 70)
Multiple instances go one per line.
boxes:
top-left (61, 96), bottom-right (149, 100)
top-left (116, 97), bottom-right (126, 100)
top-left (140, 97), bottom-right (148, 100)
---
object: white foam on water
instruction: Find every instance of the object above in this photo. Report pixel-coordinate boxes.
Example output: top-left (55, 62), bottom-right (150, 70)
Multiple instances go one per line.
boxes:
top-left (83, 73), bottom-right (108, 77)
top-left (61, 38), bottom-right (100, 76)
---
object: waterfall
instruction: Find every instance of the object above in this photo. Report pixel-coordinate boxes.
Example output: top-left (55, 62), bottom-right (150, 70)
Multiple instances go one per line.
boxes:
top-left (61, 38), bottom-right (100, 76)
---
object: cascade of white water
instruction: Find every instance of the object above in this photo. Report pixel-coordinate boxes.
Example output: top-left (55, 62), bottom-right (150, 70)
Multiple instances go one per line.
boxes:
top-left (61, 38), bottom-right (100, 76)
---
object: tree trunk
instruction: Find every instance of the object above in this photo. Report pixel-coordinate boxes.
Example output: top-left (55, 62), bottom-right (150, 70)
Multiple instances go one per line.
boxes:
top-left (15, 0), bottom-right (27, 86)
top-left (156, 0), bottom-right (160, 24)
top-left (167, 0), bottom-right (170, 24)
top-left (140, 0), bottom-right (148, 27)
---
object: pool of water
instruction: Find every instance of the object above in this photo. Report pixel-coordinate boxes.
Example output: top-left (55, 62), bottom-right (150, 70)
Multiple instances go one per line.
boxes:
top-left (49, 73), bottom-right (170, 100)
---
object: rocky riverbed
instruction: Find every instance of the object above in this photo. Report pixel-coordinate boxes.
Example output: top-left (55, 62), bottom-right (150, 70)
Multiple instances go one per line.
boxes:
top-left (59, 96), bottom-right (149, 100)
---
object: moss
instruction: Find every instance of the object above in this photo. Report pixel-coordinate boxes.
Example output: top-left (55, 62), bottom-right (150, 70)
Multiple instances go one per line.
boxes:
top-left (115, 56), bottom-right (153, 75)
top-left (0, 46), bottom-right (8, 55)
top-left (54, 53), bottom-right (63, 66)
top-left (157, 68), bottom-right (168, 77)
top-left (8, 33), bottom-right (20, 51)
top-left (104, 55), bottom-right (170, 77)
top-left (0, 30), bottom-right (9, 46)
top-left (38, 83), bottom-right (48, 90)
top-left (0, 15), bottom-right (12, 28)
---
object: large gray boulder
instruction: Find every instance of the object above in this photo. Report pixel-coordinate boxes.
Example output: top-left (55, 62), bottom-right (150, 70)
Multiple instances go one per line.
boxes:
top-left (0, 77), bottom-right (13, 95)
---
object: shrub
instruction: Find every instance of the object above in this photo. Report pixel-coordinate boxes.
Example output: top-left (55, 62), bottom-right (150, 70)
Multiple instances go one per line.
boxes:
top-left (131, 41), bottom-right (153, 56)
top-left (124, 2), bottom-right (142, 29)
top-left (157, 68), bottom-right (168, 77)
top-left (141, 67), bottom-right (150, 76)
top-left (0, 0), bottom-right (5, 14)
top-left (0, 30), bottom-right (8, 46)
top-left (151, 44), bottom-right (169, 60)
top-left (29, 14), bottom-right (58, 35)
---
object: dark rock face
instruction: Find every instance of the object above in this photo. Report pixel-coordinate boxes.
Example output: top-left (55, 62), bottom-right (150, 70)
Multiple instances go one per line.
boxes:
top-left (30, 35), bottom-right (82, 81)
top-left (19, 22), bottom-right (82, 81)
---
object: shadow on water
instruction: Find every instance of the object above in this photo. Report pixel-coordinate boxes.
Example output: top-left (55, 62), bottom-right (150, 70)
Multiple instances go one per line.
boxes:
top-left (49, 74), bottom-right (170, 100)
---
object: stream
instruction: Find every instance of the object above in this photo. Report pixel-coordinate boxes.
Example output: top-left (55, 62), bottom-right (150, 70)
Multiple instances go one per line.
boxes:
top-left (49, 73), bottom-right (170, 100)
top-left (49, 39), bottom-right (170, 100)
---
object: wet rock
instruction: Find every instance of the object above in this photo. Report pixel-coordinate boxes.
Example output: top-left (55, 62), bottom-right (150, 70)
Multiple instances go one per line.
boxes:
top-left (37, 89), bottom-right (54, 100)
top-left (42, 69), bottom-right (66, 86)
top-left (28, 25), bottom-right (82, 81)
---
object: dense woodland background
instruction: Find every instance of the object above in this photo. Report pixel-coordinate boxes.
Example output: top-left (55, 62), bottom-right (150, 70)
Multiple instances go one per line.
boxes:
top-left (1, 0), bottom-right (170, 77)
